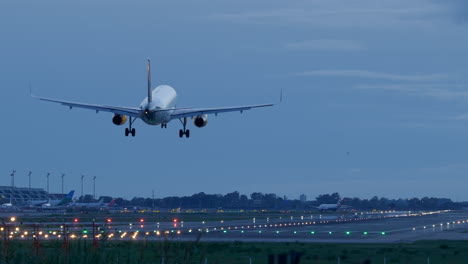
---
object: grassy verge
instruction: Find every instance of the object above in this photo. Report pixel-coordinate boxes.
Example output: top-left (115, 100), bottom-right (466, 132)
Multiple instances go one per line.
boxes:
top-left (1, 239), bottom-right (467, 263)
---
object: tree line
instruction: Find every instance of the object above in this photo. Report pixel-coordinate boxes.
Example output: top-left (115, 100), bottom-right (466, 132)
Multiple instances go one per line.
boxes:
top-left (91, 191), bottom-right (463, 211)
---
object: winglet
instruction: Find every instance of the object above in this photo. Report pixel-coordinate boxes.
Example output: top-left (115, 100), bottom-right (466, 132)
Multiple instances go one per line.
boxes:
top-left (147, 58), bottom-right (152, 103)
top-left (29, 81), bottom-right (34, 98)
top-left (279, 88), bottom-right (283, 104)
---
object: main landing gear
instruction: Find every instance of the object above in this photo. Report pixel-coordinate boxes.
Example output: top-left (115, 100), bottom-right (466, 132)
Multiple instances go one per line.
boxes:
top-left (125, 117), bottom-right (136, 137)
top-left (178, 117), bottom-right (190, 138)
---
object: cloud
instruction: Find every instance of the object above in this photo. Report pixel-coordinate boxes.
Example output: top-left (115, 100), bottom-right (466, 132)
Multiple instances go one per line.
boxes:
top-left (295, 70), bottom-right (448, 82)
top-left (450, 113), bottom-right (468, 120)
top-left (433, 0), bottom-right (468, 23)
top-left (211, 0), bottom-right (450, 29)
top-left (285, 39), bottom-right (363, 51)
top-left (354, 83), bottom-right (468, 101)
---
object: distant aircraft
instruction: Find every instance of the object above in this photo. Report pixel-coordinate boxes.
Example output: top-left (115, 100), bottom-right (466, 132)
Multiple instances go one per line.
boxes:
top-left (29, 190), bottom-right (75, 208)
top-left (33, 59), bottom-right (277, 137)
top-left (72, 199), bottom-right (115, 209)
top-left (317, 198), bottom-right (349, 212)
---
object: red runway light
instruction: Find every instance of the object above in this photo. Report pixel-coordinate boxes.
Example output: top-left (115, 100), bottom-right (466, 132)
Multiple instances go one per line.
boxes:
top-left (74, 218), bottom-right (78, 223)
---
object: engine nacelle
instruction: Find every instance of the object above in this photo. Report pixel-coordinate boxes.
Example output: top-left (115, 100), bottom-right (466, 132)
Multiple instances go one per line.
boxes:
top-left (193, 114), bottom-right (208, 128)
top-left (112, 114), bottom-right (128, 126)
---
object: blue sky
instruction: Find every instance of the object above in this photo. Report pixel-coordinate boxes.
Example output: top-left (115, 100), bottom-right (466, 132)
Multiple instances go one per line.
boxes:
top-left (2, 0), bottom-right (468, 200)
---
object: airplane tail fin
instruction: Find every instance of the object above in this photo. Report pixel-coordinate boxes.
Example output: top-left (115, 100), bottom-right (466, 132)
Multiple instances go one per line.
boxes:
top-left (57, 190), bottom-right (74, 206)
top-left (147, 58), bottom-right (152, 103)
top-left (66, 190), bottom-right (75, 199)
top-left (107, 199), bottom-right (116, 207)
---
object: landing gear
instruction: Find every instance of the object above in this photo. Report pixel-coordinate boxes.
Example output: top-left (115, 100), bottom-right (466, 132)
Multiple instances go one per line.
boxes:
top-left (178, 117), bottom-right (190, 138)
top-left (125, 128), bottom-right (136, 137)
top-left (179, 129), bottom-right (190, 138)
top-left (161, 123), bottom-right (167, 128)
top-left (125, 117), bottom-right (136, 137)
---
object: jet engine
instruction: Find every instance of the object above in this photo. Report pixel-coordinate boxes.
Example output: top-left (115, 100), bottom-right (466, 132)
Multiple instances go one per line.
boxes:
top-left (193, 114), bottom-right (208, 128)
top-left (112, 114), bottom-right (128, 126)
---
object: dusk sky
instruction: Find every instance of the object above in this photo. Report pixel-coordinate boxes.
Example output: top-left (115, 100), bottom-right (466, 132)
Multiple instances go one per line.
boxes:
top-left (2, 0), bottom-right (468, 201)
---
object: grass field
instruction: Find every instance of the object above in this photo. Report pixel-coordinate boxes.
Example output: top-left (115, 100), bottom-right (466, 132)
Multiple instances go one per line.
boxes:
top-left (1, 238), bottom-right (468, 264)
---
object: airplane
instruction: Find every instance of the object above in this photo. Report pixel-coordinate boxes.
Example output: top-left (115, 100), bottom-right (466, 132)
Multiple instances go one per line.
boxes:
top-left (32, 59), bottom-right (277, 137)
top-left (316, 198), bottom-right (350, 212)
top-left (72, 198), bottom-right (115, 209)
top-left (29, 190), bottom-right (75, 208)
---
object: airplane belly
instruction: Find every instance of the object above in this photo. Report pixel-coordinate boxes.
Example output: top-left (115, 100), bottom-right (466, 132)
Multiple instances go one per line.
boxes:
top-left (141, 111), bottom-right (171, 125)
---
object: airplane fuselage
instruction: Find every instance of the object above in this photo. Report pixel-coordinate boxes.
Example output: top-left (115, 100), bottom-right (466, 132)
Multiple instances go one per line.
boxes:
top-left (139, 85), bottom-right (177, 125)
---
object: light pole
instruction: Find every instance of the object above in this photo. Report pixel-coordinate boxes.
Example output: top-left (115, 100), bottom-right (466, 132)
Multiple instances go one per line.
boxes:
top-left (93, 176), bottom-right (96, 201)
top-left (46, 172), bottom-right (50, 193)
top-left (28, 171), bottom-right (32, 189)
top-left (10, 170), bottom-right (16, 188)
top-left (81, 175), bottom-right (85, 201)
top-left (61, 173), bottom-right (65, 195)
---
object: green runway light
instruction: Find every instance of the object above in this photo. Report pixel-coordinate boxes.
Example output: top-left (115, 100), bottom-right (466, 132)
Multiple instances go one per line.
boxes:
top-left (83, 230), bottom-right (88, 234)
top-left (258, 231), bottom-right (262, 234)
top-left (241, 230), bottom-right (244, 233)
top-left (328, 231), bottom-right (332, 235)
top-left (363, 231), bottom-right (368, 235)
top-left (381, 232), bottom-right (386, 235)
top-left (346, 231), bottom-right (350, 235)
top-left (294, 231), bottom-right (297, 234)
top-left (276, 231), bottom-right (279, 234)
top-left (310, 231), bottom-right (315, 234)
top-left (223, 230), bottom-right (227, 233)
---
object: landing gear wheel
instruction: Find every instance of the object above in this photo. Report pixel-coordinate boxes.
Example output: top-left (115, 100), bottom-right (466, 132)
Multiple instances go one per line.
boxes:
top-left (125, 128), bottom-right (129, 137)
top-left (131, 128), bottom-right (136, 137)
top-left (179, 129), bottom-right (184, 138)
top-left (185, 130), bottom-right (190, 138)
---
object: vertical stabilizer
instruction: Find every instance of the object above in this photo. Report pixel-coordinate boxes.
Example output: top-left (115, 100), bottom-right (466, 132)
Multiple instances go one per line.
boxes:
top-left (147, 59), bottom-right (152, 103)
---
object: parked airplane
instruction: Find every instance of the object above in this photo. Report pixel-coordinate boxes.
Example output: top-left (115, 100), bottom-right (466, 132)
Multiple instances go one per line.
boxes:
top-left (317, 198), bottom-right (349, 212)
top-left (72, 199), bottom-right (115, 209)
top-left (33, 59), bottom-right (277, 137)
top-left (29, 190), bottom-right (75, 208)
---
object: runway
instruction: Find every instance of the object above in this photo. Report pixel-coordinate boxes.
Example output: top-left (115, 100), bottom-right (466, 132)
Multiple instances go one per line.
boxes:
top-left (2, 210), bottom-right (467, 243)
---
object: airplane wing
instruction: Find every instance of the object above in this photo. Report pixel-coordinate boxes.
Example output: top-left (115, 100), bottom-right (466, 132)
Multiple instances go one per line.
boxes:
top-left (32, 95), bottom-right (141, 118)
top-left (170, 104), bottom-right (274, 119)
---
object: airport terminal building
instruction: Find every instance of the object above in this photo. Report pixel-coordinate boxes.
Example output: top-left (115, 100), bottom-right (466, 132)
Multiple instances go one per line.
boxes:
top-left (0, 186), bottom-right (60, 203)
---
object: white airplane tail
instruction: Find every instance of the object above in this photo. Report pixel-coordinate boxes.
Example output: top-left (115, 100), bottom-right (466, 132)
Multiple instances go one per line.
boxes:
top-left (147, 58), bottom-right (152, 103)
